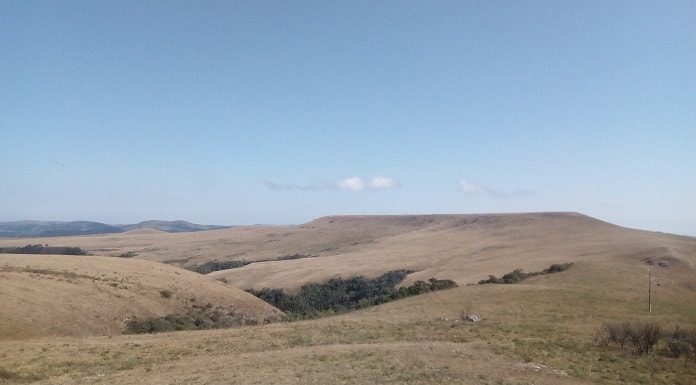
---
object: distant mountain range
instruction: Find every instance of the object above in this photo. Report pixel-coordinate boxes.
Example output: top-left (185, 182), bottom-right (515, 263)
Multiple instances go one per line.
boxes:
top-left (0, 220), bottom-right (229, 238)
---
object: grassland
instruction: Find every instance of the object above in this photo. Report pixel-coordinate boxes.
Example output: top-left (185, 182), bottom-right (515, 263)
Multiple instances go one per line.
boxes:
top-left (1, 260), bottom-right (694, 384)
top-left (0, 213), bottom-right (694, 384)
top-left (0, 254), bottom-right (283, 339)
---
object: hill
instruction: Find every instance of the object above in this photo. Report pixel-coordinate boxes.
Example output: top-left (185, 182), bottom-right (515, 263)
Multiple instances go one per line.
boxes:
top-left (1, 213), bottom-right (693, 291)
top-left (0, 220), bottom-right (228, 238)
top-left (0, 212), bottom-right (694, 384)
top-left (118, 220), bottom-right (229, 233)
top-left (0, 254), bottom-right (284, 340)
top-left (208, 212), bottom-right (696, 290)
top-left (0, 220), bottom-right (123, 237)
top-left (2, 248), bottom-right (695, 384)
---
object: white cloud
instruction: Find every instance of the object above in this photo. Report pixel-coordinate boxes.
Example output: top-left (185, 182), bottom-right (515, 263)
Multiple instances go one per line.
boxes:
top-left (262, 180), bottom-right (333, 191)
top-left (458, 178), bottom-right (535, 198)
top-left (337, 177), bottom-right (366, 191)
top-left (264, 176), bottom-right (400, 192)
top-left (458, 179), bottom-right (485, 195)
top-left (368, 176), bottom-right (398, 190)
top-left (338, 176), bottom-right (399, 191)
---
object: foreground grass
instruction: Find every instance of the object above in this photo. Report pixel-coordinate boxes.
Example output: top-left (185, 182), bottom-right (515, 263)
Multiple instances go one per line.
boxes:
top-left (2, 261), bottom-right (694, 384)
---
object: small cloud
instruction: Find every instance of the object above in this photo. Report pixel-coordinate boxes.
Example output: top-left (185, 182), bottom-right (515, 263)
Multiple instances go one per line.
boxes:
top-left (262, 180), bottom-right (333, 191)
top-left (458, 178), bottom-right (535, 198)
top-left (338, 176), bottom-right (399, 191)
top-left (368, 176), bottom-right (398, 190)
top-left (265, 176), bottom-right (400, 192)
top-left (458, 179), bottom-right (484, 195)
top-left (337, 177), bottom-right (365, 191)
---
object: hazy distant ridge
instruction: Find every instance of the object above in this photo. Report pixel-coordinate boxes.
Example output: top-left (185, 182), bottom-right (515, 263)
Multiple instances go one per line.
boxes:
top-left (0, 220), bottom-right (228, 238)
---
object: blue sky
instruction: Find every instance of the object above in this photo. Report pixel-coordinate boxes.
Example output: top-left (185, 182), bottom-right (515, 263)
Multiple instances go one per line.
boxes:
top-left (1, 1), bottom-right (694, 235)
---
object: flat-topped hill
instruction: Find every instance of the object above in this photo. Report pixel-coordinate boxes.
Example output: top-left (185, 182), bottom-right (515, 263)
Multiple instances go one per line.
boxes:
top-left (1, 212), bottom-right (693, 292)
top-left (210, 212), bottom-right (696, 289)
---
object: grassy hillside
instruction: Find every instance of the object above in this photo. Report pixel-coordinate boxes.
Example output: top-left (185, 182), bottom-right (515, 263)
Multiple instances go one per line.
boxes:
top-left (0, 254), bottom-right (284, 340)
top-left (0, 213), bottom-right (694, 384)
top-left (2, 213), bottom-right (693, 292)
top-left (1, 257), bottom-right (694, 384)
top-left (210, 213), bottom-right (696, 290)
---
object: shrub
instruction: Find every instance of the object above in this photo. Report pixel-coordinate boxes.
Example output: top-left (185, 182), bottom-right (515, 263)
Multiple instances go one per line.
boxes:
top-left (663, 326), bottom-right (696, 360)
top-left (629, 322), bottom-right (661, 356)
top-left (124, 304), bottom-right (257, 334)
top-left (600, 322), bottom-right (696, 360)
top-left (276, 254), bottom-right (313, 261)
top-left (600, 322), bottom-right (633, 350)
top-left (545, 263), bottom-right (573, 273)
top-left (479, 263), bottom-right (573, 284)
top-left (193, 260), bottom-right (248, 274)
top-left (159, 290), bottom-right (172, 299)
top-left (0, 244), bottom-right (87, 255)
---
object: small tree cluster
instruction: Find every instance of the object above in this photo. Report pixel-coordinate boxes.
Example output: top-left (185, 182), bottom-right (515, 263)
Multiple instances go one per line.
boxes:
top-left (248, 271), bottom-right (457, 319)
top-left (193, 260), bottom-right (248, 274)
top-left (125, 303), bottom-right (258, 334)
top-left (0, 244), bottom-right (87, 255)
top-left (478, 263), bottom-right (573, 284)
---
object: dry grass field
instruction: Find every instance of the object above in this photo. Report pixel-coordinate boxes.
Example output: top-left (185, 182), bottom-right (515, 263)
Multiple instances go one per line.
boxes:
top-left (1, 212), bottom-right (694, 384)
top-left (0, 255), bottom-right (283, 340)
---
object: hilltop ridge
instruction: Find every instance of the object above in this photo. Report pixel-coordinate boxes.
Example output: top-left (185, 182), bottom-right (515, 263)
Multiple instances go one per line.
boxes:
top-left (0, 220), bottom-right (228, 238)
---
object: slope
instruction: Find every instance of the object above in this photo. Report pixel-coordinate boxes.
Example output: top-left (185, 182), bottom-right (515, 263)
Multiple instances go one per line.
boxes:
top-left (0, 254), bottom-right (284, 340)
top-left (2, 249), bottom-right (694, 384)
top-left (210, 212), bottom-right (696, 289)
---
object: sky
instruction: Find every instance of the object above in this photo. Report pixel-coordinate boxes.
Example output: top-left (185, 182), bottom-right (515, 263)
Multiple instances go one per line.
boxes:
top-left (1, 1), bottom-right (694, 235)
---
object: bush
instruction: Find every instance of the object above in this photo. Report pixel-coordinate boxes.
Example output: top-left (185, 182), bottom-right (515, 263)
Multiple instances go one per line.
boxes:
top-left (159, 290), bottom-right (172, 299)
top-left (124, 304), bottom-right (257, 334)
top-left (629, 322), bottom-right (661, 356)
top-left (193, 260), bottom-right (248, 274)
top-left (663, 326), bottom-right (696, 360)
top-left (545, 263), bottom-right (573, 273)
top-left (478, 263), bottom-right (573, 284)
top-left (601, 322), bottom-right (631, 350)
top-left (0, 244), bottom-right (87, 255)
top-left (600, 321), bottom-right (660, 355)
top-left (599, 322), bottom-right (696, 359)
top-left (276, 254), bottom-right (313, 261)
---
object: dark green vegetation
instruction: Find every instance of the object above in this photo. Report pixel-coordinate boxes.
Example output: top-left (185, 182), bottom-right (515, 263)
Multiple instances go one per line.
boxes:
top-left (0, 244), bottom-right (87, 255)
top-left (194, 260), bottom-right (249, 273)
top-left (600, 322), bottom-right (696, 360)
top-left (124, 303), bottom-right (260, 334)
top-left (478, 262), bottom-right (573, 284)
top-left (193, 255), bottom-right (316, 273)
top-left (275, 253), bottom-right (315, 261)
top-left (248, 270), bottom-right (458, 319)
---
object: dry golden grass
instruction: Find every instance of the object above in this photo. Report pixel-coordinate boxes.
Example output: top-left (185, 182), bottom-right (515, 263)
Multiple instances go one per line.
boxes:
top-left (1, 213), bottom-right (694, 384)
top-left (210, 213), bottom-right (696, 290)
top-left (1, 259), bottom-right (694, 384)
top-left (0, 254), bottom-right (284, 340)
top-left (3, 213), bottom-right (693, 291)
